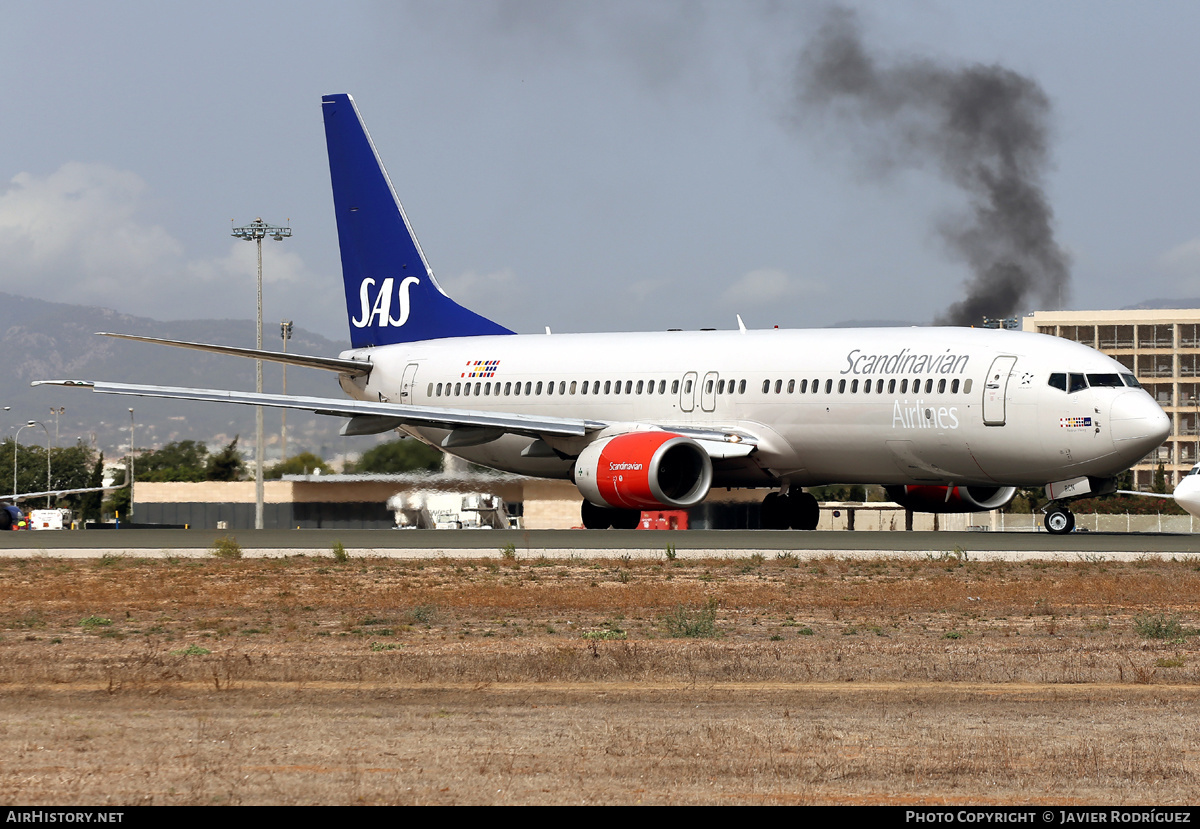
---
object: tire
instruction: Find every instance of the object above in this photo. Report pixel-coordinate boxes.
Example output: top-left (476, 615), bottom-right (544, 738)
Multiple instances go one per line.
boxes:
top-left (787, 491), bottom-right (820, 531)
top-left (581, 500), bottom-right (640, 530)
top-left (760, 492), bottom-right (789, 530)
top-left (1044, 509), bottom-right (1075, 535)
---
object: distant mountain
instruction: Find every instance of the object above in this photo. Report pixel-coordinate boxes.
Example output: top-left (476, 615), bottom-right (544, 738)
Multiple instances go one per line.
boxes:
top-left (1122, 299), bottom-right (1200, 311)
top-left (0, 292), bottom-right (387, 461)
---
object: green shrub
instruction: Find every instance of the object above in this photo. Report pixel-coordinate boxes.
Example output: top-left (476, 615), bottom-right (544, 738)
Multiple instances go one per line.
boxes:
top-left (664, 597), bottom-right (719, 638)
top-left (210, 535), bottom-right (242, 560)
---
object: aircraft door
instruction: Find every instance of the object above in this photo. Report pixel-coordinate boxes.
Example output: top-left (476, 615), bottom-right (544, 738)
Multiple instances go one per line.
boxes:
top-left (982, 356), bottom-right (1017, 426)
top-left (400, 362), bottom-right (419, 403)
top-left (680, 371), bottom-right (698, 412)
top-left (701, 371), bottom-right (719, 413)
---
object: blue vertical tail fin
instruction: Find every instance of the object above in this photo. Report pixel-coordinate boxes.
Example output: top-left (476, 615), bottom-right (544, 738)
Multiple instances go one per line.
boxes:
top-left (322, 93), bottom-right (513, 348)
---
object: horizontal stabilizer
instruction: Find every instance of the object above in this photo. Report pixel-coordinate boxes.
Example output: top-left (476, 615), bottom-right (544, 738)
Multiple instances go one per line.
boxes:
top-left (98, 332), bottom-right (372, 376)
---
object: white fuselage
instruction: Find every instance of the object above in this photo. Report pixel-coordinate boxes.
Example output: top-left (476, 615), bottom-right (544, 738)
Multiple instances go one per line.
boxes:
top-left (338, 326), bottom-right (1169, 490)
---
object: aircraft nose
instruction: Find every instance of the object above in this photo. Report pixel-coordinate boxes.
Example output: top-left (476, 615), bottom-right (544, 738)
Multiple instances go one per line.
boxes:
top-left (1173, 478), bottom-right (1200, 520)
top-left (1110, 391), bottom-right (1171, 457)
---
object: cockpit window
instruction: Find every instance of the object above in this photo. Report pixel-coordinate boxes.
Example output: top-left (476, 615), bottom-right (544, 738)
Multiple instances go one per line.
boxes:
top-left (1048, 373), bottom-right (1066, 392)
top-left (1068, 373), bottom-right (1088, 393)
top-left (1121, 374), bottom-right (1141, 388)
top-left (1087, 373), bottom-right (1123, 388)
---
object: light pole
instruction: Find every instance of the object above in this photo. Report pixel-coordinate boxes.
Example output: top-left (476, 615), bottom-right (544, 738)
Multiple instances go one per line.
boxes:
top-left (128, 408), bottom-right (135, 523)
top-left (232, 218), bottom-right (291, 529)
top-left (281, 319), bottom-right (293, 463)
top-left (50, 407), bottom-right (64, 450)
top-left (15, 421), bottom-right (49, 506)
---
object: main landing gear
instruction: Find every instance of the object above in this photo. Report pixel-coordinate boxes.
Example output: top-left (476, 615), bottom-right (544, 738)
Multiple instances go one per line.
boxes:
top-left (760, 490), bottom-right (820, 530)
top-left (580, 499), bottom-right (641, 530)
top-left (1043, 504), bottom-right (1076, 535)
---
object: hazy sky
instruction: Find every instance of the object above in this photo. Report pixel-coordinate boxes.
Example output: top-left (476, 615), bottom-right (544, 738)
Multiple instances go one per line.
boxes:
top-left (5, 1), bottom-right (1200, 342)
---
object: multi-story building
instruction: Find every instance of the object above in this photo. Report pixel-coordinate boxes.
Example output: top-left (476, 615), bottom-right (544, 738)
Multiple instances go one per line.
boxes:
top-left (1023, 309), bottom-right (1200, 490)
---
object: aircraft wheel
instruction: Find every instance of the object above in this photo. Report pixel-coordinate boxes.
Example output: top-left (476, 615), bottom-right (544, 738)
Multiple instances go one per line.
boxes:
top-left (581, 500), bottom-right (640, 530)
top-left (1044, 508), bottom-right (1075, 535)
top-left (760, 492), bottom-right (789, 529)
top-left (787, 491), bottom-right (820, 530)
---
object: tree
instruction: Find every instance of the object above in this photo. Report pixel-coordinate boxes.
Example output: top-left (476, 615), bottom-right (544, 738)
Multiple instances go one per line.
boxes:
top-left (130, 440), bottom-right (209, 482)
top-left (1153, 462), bottom-right (1168, 494)
top-left (205, 438), bottom-right (245, 481)
top-left (80, 456), bottom-right (104, 523)
top-left (266, 452), bottom-right (333, 479)
top-left (348, 438), bottom-right (443, 474)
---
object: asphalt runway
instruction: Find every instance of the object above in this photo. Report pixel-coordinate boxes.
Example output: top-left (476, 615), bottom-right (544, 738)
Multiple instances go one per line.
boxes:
top-left (0, 528), bottom-right (1197, 559)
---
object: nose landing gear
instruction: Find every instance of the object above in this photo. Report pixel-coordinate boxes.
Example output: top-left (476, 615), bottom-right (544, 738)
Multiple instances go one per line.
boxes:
top-left (1043, 505), bottom-right (1076, 535)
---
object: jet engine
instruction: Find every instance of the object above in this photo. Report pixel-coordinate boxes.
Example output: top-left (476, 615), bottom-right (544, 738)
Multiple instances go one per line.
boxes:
top-left (574, 432), bottom-right (713, 510)
top-left (884, 484), bottom-right (1018, 513)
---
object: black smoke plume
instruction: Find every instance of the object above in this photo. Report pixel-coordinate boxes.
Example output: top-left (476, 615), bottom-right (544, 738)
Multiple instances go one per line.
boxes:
top-left (794, 7), bottom-right (1069, 325)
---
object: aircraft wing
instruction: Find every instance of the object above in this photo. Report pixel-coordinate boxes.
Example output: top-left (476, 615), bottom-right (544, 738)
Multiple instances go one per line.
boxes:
top-left (8, 485), bottom-right (121, 504)
top-left (34, 379), bottom-right (603, 439)
top-left (33, 379), bottom-right (759, 457)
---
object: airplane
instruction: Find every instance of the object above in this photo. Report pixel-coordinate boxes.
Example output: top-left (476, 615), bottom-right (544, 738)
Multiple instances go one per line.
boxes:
top-left (1120, 464), bottom-right (1200, 523)
top-left (34, 93), bottom-right (1171, 534)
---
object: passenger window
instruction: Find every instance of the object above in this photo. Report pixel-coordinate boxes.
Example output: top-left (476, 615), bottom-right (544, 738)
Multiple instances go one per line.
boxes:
top-left (706, 380), bottom-right (714, 394)
top-left (762, 380), bottom-right (770, 394)
top-left (505, 382), bottom-right (512, 395)
top-left (536, 381), bottom-right (543, 395)
top-left (774, 379), bottom-right (782, 394)
top-left (1048, 373), bottom-right (1067, 392)
top-left (900, 379), bottom-right (907, 394)
top-left (824, 379), bottom-right (832, 394)
top-left (454, 382), bottom-right (461, 395)
top-left (436, 383), bottom-right (443, 396)
top-left (739, 380), bottom-right (746, 394)
top-left (524, 382), bottom-right (532, 395)
top-left (659, 380), bottom-right (666, 394)
top-left (937, 379), bottom-right (946, 394)
top-left (625, 381), bottom-right (633, 394)
top-left (1069, 373), bottom-right (1088, 393)
top-left (547, 382), bottom-right (554, 396)
top-left (672, 380), bottom-right (680, 394)
top-left (787, 379), bottom-right (795, 394)
top-left (851, 379), bottom-right (858, 393)
top-left (950, 379), bottom-right (959, 394)
top-left (800, 379), bottom-right (808, 393)
top-left (637, 380), bottom-right (644, 394)
top-left (484, 382), bottom-right (491, 395)
top-left (963, 379), bottom-right (972, 394)
top-left (924, 379), bottom-right (933, 394)
top-left (685, 380), bottom-right (692, 394)
top-left (839, 379), bottom-right (846, 393)
top-left (863, 379), bottom-right (871, 393)
top-left (570, 381), bottom-right (577, 395)
top-left (717, 379), bottom-right (725, 394)
top-left (605, 380), bottom-right (612, 394)
top-left (888, 379), bottom-right (896, 394)
top-left (614, 381), bottom-right (621, 395)
top-left (581, 381), bottom-right (588, 394)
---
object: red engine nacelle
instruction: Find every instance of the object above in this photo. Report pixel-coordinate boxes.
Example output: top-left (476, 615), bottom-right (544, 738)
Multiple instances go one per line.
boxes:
top-left (884, 484), bottom-right (1017, 513)
top-left (574, 432), bottom-right (713, 510)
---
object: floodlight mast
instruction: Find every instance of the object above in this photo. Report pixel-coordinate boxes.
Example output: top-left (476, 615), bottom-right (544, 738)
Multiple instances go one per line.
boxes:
top-left (231, 218), bottom-right (292, 529)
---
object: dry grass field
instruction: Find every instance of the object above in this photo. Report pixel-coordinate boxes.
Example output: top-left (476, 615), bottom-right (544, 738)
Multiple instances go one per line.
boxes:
top-left (3, 548), bottom-right (1200, 805)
